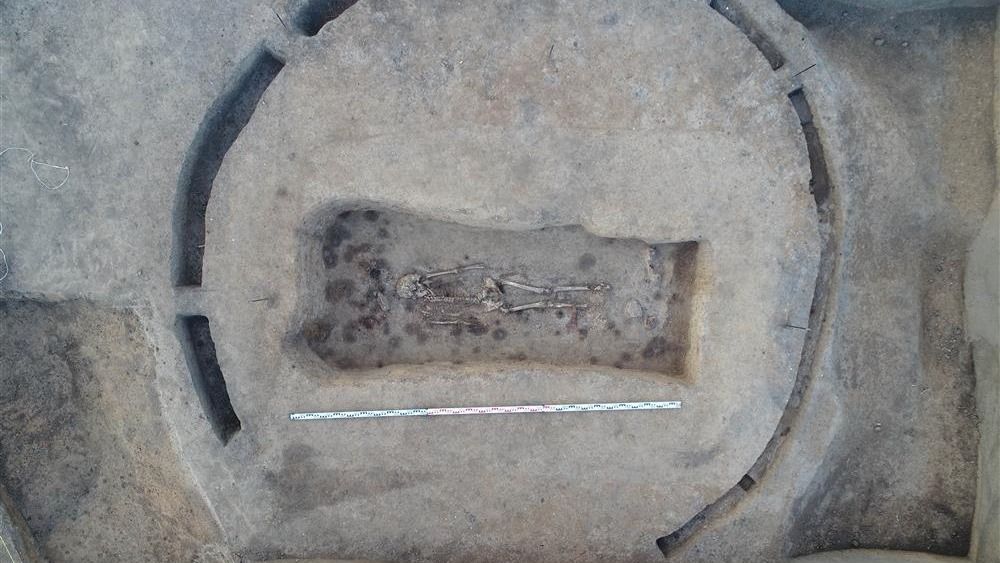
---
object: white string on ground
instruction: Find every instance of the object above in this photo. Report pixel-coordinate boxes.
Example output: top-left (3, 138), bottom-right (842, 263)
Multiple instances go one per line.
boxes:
top-left (0, 147), bottom-right (69, 190)
top-left (0, 146), bottom-right (70, 282)
top-left (0, 533), bottom-right (15, 563)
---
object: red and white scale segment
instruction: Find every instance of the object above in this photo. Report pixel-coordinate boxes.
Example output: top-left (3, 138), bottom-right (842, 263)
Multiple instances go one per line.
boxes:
top-left (290, 401), bottom-right (681, 420)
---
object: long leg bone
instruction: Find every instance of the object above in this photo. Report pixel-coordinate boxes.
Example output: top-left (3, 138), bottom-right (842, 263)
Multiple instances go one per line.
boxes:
top-left (427, 318), bottom-right (478, 326)
top-left (497, 279), bottom-right (548, 294)
top-left (553, 282), bottom-right (610, 293)
top-left (423, 295), bottom-right (481, 304)
top-left (423, 263), bottom-right (485, 280)
top-left (501, 300), bottom-right (586, 313)
top-left (498, 279), bottom-right (610, 295)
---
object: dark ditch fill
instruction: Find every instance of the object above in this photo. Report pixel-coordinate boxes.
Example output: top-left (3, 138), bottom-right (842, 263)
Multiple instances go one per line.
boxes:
top-left (174, 47), bottom-right (284, 287)
top-left (179, 315), bottom-right (242, 443)
top-left (709, 0), bottom-right (785, 70)
top-left (289, 0), bottom-right (362, 36)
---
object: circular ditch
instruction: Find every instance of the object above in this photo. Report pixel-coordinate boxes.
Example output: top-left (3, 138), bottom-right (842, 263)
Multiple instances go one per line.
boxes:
top-left (170, 1), bottom-right (827, 560)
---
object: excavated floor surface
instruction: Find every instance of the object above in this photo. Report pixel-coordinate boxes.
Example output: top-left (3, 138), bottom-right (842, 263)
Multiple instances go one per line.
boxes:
top-left (0, 0), bottom-right (995, 562)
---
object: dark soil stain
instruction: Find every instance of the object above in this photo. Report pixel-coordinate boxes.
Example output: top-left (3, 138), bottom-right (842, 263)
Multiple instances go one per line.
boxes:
top-left (323, 223), bottom-right (351, 251)
top-left (325, 279), bottom-right (355, 304)
top-left (642, 336), bottom-right (667, 358)
top-left (341, 324), bottom-right (358, 344)
top-left (302, 320), bottom-right (332, 344)
top-left (264, 444), bottom-right (430, 513)
top-left (404, 322), bottom-right (429, 344)
top-left (467, 321), bottom-right (489, 336)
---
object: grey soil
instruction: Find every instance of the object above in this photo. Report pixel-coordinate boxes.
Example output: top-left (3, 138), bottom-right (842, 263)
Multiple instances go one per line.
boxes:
top-left (0, 0), bottom-right (994, 561)
top-left (0, 300), bottom-right (221, 563)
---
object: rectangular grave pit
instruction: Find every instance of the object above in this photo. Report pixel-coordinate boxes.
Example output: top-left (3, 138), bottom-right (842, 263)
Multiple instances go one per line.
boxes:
top-left (299, 209), bottom-right (699, 378)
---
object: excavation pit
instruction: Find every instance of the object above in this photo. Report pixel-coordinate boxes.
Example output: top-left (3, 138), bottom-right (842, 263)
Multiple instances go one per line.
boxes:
top-left (298, 209), bottom-right (700, 377)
